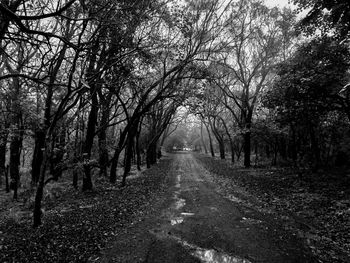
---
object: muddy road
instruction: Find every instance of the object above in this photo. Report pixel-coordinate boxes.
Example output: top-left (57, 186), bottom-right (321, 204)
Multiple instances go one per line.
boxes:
top-left (101, 153), bottom-right (316, 263)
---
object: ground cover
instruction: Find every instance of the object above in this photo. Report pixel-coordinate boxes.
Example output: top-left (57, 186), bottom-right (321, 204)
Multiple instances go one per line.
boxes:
top-left (0, 157), bottom-right (173, 263)
top-left (194, 153), bottom-right (350, 263)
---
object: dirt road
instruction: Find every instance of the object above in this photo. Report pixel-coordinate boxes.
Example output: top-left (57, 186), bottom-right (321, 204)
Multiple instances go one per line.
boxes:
top-left (101, 153), bottom-right (317, 263)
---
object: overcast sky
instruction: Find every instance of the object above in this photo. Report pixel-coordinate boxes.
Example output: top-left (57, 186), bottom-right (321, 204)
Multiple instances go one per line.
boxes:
top-left (264, 0), bottom-right (295, 8)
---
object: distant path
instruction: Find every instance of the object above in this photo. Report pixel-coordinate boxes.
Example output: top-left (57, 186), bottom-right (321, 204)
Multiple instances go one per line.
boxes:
top-left (101, 153), bottom-right (316, 263)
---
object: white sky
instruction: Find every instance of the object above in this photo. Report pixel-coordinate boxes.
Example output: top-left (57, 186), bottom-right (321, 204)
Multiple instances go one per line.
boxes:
top-left (264, 0), bottom-right (309, 18)
top-left (264, 0), bottom-right (295, 8)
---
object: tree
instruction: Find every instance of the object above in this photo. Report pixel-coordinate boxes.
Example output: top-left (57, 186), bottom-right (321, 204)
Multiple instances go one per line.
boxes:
top-left (264, 37), bottom-right (350, 169)
top-left (212, 0), bottom-right (295, 167)
top-left (293, 0), bottom-right (350, 39)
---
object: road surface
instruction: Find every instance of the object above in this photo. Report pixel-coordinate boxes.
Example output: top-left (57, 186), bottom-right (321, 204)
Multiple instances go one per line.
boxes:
top-left (101, 153), bottom-right (316, 263)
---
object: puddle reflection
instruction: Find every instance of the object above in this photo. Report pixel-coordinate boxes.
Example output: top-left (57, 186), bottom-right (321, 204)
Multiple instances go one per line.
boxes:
top-left (175, 197), bottom-right (186, 210)
top-left (226, 195), bottom-right (242, 203)
top-left (241, 217), bottom-right (262, 224)
top-left (176, 174), bottom-right (181, 188)
top-left (171, 217), bottom-right (184, 225)
top-left (175, 238), bottom-right (252, 263)
top-left (193, 249), bottom-right (252, 263)
top-left (181, 212), bottom-right (195, 216)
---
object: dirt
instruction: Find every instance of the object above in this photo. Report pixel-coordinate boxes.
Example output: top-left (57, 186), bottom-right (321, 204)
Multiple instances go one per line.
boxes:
top-left (100, 152), bottom-right (317, 262)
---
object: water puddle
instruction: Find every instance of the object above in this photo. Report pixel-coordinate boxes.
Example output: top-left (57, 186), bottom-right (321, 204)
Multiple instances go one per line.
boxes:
top-left (175, 197), bottom-right (186, 210)
top-left (176, 174), bottom-right (181, 188)
top-left (79, 204), bottom-right (94, 209)
top-left (171, 217), bottom-right (184, 225)
top-left (241, 217), bottom-right (262, 224)
top-left (172, 236), bottom-right (252, 263)
top-left (193, 248), bottom-right (252, 263)
top-left (226, 195), bottom-right (242, 203)
top-left (181, 212), bottom-right (195, 216)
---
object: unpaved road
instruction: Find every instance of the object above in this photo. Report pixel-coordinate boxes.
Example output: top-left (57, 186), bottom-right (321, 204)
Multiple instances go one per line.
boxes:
top-left (101, 153), bottom-right (317, 263)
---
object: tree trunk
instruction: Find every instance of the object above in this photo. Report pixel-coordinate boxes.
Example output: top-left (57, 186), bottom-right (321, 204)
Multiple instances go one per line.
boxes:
top-left (82, 90), bottom-right (98, 191)
top-left (210, 120), bottom-right (225, 160)
top-left (204, 122), bottom-right (214, 157)
top-left (219, 141), bottom-right (225, 159)
top-left (9, 131), bottom-right (22, 200)
top-left (31, 129), bottom-right (45, 184)
top-left (9, 77), bottom-right (22, 200)
top-left (33, 142), bottom-right (50, 228)
top-left (122, 131), bottom-right (135, 187)
top-left (32, 44), bottom-right (67, 185)
top-left (243, 130), bottom-right (251, 167)
top-left (98, 94), bottom-right (111, 177)
top-left (0, 131), bottom-right (8, 187)
top-left (146, 142), bottom-right (157, 168)
top-left (135, 125), bottom-right (142, 171)
top-left (50, 125), bottom-right (66, 180)
top-left (200, 123), bottom-right (208, 154)
top-left (110, 148), bottom-right (121, 184)
top-left (110, 128), bottom-right (128, 184)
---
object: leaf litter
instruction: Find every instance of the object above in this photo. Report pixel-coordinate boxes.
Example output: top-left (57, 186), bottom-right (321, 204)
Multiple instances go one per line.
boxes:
top-left (0, 158), bottom-right (172, 263)
top-left (194, 153), bottom-right (350, 263)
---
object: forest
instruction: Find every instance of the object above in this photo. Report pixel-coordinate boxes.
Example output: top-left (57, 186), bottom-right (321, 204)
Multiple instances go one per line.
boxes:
top-left (0, 0), bottom-right (349, 262)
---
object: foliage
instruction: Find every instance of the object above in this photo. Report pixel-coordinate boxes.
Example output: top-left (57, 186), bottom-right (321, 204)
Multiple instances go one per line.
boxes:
top-left (293, 0), bottom-right (350, 39)
top-left (263, 37), bottom-right (350, 166)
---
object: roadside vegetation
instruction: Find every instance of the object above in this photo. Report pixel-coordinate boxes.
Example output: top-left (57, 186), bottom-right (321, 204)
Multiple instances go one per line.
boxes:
top-left (0, 158), bottom-right (172, 262)
top-left (194, 154), bottom-right (350, 263)
top-left (0, 0), bottom-right (349, 262)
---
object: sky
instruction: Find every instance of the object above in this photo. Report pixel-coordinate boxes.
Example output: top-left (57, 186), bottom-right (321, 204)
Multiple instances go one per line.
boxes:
top-left (264, 0), bottom-right (296, 8)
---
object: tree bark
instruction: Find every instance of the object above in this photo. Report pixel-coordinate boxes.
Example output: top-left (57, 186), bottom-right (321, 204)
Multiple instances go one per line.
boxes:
top-left (110, 128), bottom-right (128, 183)
top-left (146, 142), bottom-right (157, 168)
top-left (122, 132), bottom-right (135, 187)
top-left (0, 130), bottom-right (8, 187)
top-left (31, 128), bottom-right (45, 184)
top-left (98, 93), bottom-right (112, 177)
top-left (210, 119), bottom-right (225, 160)
top-left (82, 90), bottom-right (98, 191)
top-left (200, 122), bottom-right (208, 154)
top-left (9, 76), bottom-right (22, 200)
top-left (33, 141), bottom-right (50, 227)
top-left (203, 122), bottom-right (214, 157)
top-left (243, 130), bottom-right (251, 168)
top-left (135, 122), bottom-right (142, 171)
top-left (109, 148), bottom-right (121, 184)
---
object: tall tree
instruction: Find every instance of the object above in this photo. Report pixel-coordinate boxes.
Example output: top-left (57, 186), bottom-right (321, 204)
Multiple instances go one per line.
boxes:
top-left (215, 0), bottom-right (295, 167)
